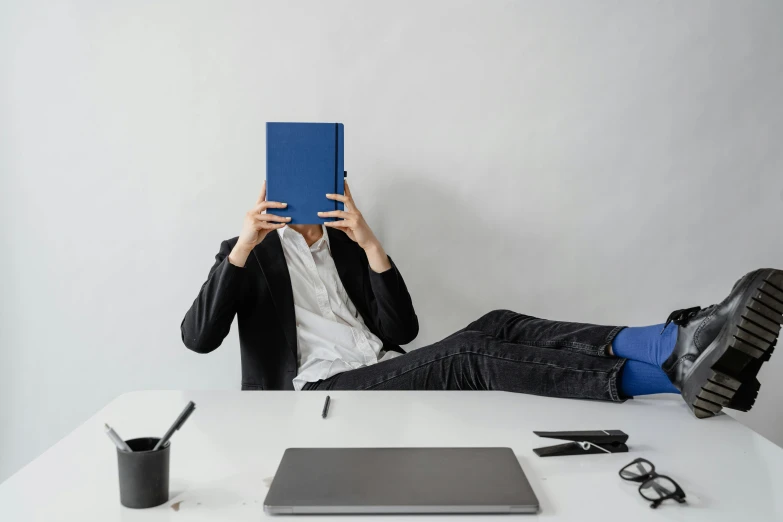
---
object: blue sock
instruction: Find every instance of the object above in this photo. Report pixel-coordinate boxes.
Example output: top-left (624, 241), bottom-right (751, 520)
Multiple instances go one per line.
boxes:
top-left (612, 322), bottom-right (678, 368)
top-left (620, 360), bottom-right (680, 397)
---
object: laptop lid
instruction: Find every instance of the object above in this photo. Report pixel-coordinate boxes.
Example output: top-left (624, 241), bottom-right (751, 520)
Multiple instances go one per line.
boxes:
top-left (264, 448), bottom-right (540, 515)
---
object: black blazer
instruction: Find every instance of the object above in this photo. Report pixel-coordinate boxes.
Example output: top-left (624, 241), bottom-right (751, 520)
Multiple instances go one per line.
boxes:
top-left (181, 229), bottom-right (419, 390)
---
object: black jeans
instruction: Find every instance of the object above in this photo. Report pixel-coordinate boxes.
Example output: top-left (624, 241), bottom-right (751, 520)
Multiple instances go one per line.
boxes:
top-left (304, 310), bottom-right (628, 402)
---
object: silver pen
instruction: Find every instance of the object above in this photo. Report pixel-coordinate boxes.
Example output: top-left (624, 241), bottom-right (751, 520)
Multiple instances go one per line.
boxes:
top-left (105, 423), bottom-right (132, 452)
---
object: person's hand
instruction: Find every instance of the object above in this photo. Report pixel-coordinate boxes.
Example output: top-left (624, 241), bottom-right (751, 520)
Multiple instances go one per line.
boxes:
top-left (229, 182), bottom-right (289, 267)
top-left (319, 182), bottom-right (378, 249)
top-left (319, 181), bottom-right (391, 273)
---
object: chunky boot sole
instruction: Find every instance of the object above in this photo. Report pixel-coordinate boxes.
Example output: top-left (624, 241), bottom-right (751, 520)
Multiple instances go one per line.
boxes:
top-left (725, 342), bottom-right (775, 412)
top-left (682, 269), bottom-right (783, 419)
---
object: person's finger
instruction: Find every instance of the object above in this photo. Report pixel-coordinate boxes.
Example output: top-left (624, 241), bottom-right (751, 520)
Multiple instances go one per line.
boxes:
top-left (324, 221), bottom-right (352, 228)
top-left (326, 192), bottom-right (357, 211)
top-left (254, 201), bottom-right (287, 212)
top-left (255, 222), bottom-right (286, 230)
top-left (326, 219), bottom-right (356, 228)
top-left (256, 181), bottom-right (267, 205)
top-left (344, 181), bottom-right (352, 199)
top-left (317, 210), bottom-right (353, 219)
top-left (254, 214), bottom-right (291, 223)
top-left (325, 193), bottom-right (350, 203)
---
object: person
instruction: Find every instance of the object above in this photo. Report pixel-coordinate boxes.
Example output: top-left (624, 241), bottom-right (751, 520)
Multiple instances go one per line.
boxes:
top-left (181, 182), bottom-right (782, 419)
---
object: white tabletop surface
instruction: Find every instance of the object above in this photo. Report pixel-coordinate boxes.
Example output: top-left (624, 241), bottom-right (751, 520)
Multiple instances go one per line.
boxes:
top-left (1, 390), bottom-right (782, 521)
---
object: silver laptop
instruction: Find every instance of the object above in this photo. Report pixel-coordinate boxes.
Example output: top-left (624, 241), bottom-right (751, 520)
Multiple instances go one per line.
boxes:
top-left (264, 448), bottom-right (539, 515)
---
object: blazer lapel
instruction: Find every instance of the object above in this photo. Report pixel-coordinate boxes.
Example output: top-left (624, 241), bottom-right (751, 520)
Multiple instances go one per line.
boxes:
top-left (327, 228), bottom-right (371, 323)
top-left (252, 231), bottom-right (297, 357)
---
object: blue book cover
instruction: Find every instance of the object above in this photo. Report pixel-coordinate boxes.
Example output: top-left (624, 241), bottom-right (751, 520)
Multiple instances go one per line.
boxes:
top-left (266, 122), bottom-right (344, 225)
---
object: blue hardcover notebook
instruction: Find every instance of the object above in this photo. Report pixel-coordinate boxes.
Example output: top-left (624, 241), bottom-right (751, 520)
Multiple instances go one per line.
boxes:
top-left (266, 122), bottom-right (345, 225)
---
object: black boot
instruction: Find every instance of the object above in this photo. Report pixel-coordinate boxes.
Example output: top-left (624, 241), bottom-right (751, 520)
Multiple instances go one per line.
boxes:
top-left (661, 269), bottom-right (783, 418)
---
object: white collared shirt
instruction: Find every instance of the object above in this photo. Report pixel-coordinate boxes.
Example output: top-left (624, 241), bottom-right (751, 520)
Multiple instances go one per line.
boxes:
top-left (277, 226), bottom-right (397, 390)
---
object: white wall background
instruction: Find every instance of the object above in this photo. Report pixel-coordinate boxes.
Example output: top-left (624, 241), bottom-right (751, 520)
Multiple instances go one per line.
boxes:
top-left (2, 0), bottom-right (782, 483)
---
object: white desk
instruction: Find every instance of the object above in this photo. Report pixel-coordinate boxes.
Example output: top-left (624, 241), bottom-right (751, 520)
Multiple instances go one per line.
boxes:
top-left (1, 391), bottom-right (781, 521)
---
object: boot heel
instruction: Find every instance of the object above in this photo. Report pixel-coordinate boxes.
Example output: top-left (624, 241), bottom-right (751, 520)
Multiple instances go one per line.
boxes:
top-left (727, 377), bottom-right (761, 412)
top-left (691, 369), bottom-right (740, 418)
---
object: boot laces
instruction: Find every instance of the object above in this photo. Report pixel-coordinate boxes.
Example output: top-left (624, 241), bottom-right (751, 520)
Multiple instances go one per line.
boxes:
top-left (660, 306), bottom-right (702, 334)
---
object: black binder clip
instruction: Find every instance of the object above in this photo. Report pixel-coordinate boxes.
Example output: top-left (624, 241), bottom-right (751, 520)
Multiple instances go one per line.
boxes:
top-left (533, 430), bottom-right (629, 457)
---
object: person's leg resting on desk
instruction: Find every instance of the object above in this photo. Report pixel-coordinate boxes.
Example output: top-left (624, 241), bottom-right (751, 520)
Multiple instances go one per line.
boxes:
top-left (305, 328), bottom-right (629, 401)
top-left (305, 312), bottom-right (678, 401)
top-left (463, 268), bottom-right (780, 417)
top-left (457, 308), bottom-right (681, 397)
top-left (462, 268), bottom-right (781, 417)
top-left (305, 269), bottom-right (782, 419)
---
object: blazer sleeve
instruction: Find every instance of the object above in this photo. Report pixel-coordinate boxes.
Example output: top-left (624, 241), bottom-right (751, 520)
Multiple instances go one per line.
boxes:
top-left (366, 256), bottom-right (419, 345)
top-left (181, 240), bottom-right (245, 354)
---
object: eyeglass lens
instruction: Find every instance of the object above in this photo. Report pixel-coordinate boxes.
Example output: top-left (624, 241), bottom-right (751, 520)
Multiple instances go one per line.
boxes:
top-left (620, 459), bottom-right (653, 480)
top-left (640, 477), bottom-right (678, 501)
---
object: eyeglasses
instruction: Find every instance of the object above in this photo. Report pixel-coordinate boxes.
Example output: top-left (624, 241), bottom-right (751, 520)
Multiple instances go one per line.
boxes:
top-left (619, 458), bottom-right (686, 509)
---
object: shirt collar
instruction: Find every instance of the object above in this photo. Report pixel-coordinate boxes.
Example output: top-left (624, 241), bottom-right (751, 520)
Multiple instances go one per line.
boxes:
top-left (277, 225), bottom-right (331, 252)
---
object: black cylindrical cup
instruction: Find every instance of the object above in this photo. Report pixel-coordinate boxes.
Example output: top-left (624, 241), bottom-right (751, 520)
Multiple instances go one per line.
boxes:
top-left (116, 437), bottom-right (170, 508)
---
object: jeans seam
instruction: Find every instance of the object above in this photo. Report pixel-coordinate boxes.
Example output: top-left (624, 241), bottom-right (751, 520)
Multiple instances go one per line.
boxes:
top-left (605, 326), bottom-right (625, 347)
top-left (361, 349), bottom-right (617, 391)
top-left (608, 357), bottom-right (626, 402)
top-left (485, 338), bottom-right (594, 350)
top-left (521, 340), bottom-right (601, 351)
top-left (483, 338), bottom-right (617, 358)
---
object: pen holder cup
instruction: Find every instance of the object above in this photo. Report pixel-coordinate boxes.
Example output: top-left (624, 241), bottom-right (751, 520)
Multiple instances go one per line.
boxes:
top-left (116, 437), bottom-right (170, 509)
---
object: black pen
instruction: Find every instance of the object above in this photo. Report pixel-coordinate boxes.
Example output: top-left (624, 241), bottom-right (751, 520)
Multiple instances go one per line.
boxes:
top-left (153, 401), bottom-right (196, 451)
top-left (321, 396), bottom-right (331, 419)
